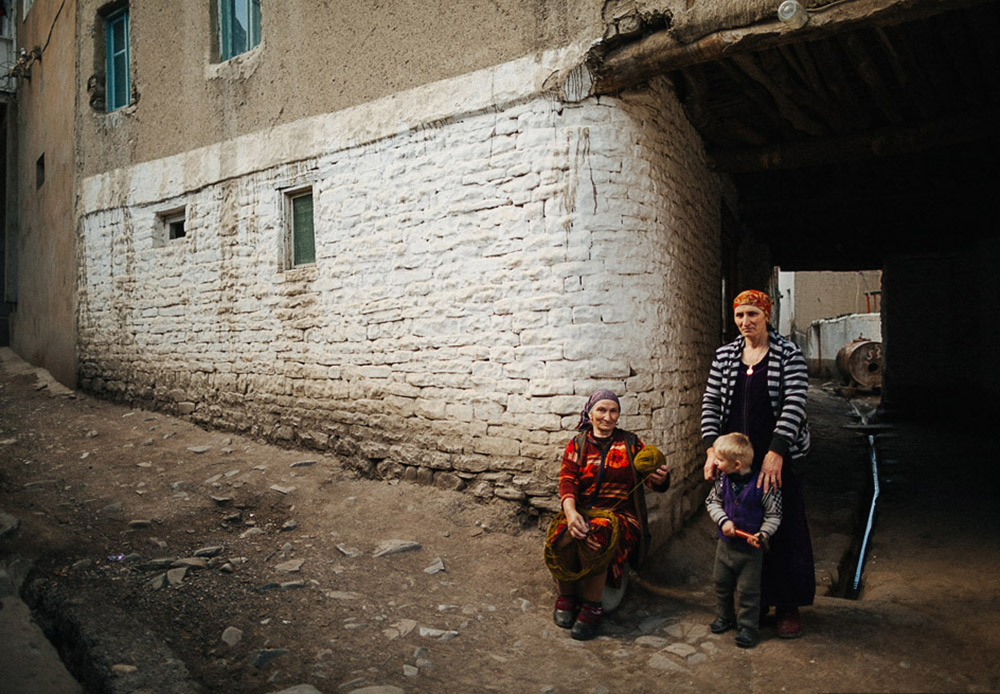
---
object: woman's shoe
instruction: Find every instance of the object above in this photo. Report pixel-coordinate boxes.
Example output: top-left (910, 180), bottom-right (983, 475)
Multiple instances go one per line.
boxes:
top-left (570, 601), bottom-right (603, 641)
top-left (776, 607), bottom-right (803, 638)
top-left (552, 596), bottom-right (578, 629)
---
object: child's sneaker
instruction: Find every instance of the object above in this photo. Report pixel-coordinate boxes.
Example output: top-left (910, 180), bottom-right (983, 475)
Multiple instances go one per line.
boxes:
top-left (710, 616), bottom-right (735, 634)
top-left (735, 627), bottom-right (759, 648)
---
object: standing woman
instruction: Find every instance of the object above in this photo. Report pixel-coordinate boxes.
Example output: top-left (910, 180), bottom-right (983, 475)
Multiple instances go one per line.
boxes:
top-left (544, 389), bottom-right (670, 640)
top-left (701, 290), bottom-right (815, 638)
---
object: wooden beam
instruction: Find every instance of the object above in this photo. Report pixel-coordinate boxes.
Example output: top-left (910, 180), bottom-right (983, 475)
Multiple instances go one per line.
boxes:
top-left (790, 43), bottom-right (845, 130)
top-left (591, 0), bottom-right (997, 96)
top-left (707, 111), bottom-right (999, 172)
top-left (837, 31), bottom-right (903, 123)
top-left (805, 39), bottom-right (873, 130)
top-left (674, 65), bottom-right (770, 147)
top-left (715, 58), bottom-right (801, 140)
top-left (729, 53), bottom-right (828, 136)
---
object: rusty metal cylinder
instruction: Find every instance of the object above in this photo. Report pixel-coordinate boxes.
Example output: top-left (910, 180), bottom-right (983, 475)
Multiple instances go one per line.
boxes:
top-left (836, 339), bottom-right (882, 389)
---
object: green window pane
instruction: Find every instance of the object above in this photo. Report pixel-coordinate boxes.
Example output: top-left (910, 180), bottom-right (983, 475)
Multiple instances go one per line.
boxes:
top-left (250, 0), bottom-right (261, 46)
top-left (292, 194), bottom-right (315, 266)
top-left (112, 54), bottom-right (128, 108)
top-left (220, 0), bottom-right (261, 60)
top-left (105, 11), bottom-right (129, 111)
top-left (113, 18), bottom-right (126, 48)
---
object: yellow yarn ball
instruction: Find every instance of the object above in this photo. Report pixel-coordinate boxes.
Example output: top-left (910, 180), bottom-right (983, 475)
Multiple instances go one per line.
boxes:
top-left (634, 445), bottom-right (665, 475)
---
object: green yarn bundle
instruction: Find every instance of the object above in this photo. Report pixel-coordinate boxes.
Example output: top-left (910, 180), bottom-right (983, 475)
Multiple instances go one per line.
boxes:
top-left (544, 509), bottom-right (620, 582)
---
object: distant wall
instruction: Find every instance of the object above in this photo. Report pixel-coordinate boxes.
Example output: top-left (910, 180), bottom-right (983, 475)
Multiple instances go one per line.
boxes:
top-left (77, 67), bottom-right (721, 531)
top-left (7, 0), bottom-right (78, 387)
top-left (782, 270), bottom-right (882, 343)
top-left (803, 313), bottom-right (881, 380)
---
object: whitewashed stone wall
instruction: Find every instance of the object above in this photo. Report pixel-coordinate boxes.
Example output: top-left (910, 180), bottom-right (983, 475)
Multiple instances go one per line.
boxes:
top-left (77, 66), bottom-right (720, 533)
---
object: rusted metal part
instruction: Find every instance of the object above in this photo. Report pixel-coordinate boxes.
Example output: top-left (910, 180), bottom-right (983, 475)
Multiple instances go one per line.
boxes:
top-left (836, 338), bottom-right (883, 389)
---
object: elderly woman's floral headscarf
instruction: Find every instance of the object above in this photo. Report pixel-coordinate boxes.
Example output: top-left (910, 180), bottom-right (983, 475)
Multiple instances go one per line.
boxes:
top-left (576, 389), bottom-right (620, 432)
top-left (733, 289), bottom-right (773, 322)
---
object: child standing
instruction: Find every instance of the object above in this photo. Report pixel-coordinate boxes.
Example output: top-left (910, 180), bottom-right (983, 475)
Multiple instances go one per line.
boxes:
top-left (705, 432), bottom-right (782, 648)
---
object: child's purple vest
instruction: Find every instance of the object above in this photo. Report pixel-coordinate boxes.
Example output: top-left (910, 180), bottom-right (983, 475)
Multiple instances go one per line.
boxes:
top-left (718, 471), bottom-right (765, 544)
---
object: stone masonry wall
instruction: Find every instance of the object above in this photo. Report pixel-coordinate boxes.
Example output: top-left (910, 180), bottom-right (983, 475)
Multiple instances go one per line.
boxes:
top-left (77, 66), bottom-right (720, 536)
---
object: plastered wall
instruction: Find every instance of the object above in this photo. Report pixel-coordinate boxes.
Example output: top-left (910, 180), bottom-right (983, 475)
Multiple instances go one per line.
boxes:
top-left (74, 0), bottom-right (604, 178)
top-left (8, 0), bottom-right (78, 387)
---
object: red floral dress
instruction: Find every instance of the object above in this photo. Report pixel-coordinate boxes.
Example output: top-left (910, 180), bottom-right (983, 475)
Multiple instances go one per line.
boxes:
top-left (550, 429), bottom-right (644, 587)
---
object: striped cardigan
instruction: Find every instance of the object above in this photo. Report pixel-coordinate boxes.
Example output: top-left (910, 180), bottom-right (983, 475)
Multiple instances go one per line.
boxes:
top-left (701, 328), bottom-right (811, 461)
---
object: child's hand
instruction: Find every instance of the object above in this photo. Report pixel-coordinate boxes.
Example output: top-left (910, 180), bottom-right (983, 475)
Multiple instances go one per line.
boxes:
top-left (746, 533), bottom-right (762, 549)
top-left (721, 520), bottom-right (736, 537)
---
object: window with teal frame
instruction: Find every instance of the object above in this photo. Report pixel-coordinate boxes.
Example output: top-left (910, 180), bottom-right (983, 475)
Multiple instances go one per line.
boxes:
top-left (289, 191), bottom-right (315, 267)
top-left (219, 0), bottom-right (261, 61)
top-left (105, 8), bottom-right (130, 111)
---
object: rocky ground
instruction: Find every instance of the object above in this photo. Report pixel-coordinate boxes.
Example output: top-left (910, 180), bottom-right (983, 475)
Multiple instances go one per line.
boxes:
top-left (1, 346), bottom-right (998, 694)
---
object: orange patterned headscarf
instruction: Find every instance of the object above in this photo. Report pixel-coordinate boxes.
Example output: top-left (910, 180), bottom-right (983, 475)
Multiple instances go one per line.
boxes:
top-left (733, 290), bottom-right (772, 322)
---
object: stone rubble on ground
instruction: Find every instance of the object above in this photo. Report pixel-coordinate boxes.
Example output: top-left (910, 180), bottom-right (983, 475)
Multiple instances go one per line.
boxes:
top-left (274, 559), bottom-right (304, 573)
top-left (423, 557), bottom-right (445, 574)
top-left (254, 648), bottom-right (290, 668)
top-left (221, 626), bottom-right (243, 647)
top-left (372, 540), bottom-right (421, 557)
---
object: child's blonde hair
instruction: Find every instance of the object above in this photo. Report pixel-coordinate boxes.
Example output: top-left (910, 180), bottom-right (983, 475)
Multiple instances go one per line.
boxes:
top-left (714, 432), bottom-right (754, 468)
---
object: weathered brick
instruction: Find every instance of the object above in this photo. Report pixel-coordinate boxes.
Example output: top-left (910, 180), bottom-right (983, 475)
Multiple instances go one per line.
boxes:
top-left (76, 74), bottom-right (718, 545)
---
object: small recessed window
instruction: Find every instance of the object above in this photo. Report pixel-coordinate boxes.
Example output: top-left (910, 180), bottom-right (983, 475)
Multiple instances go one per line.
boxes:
top-left (219, 0), bottom-right (262, 61)
top-left (104, 7), bottom-right (130, 112)
top-left (35, 154), bottom-right (45, 189)
top-left (286, 189), bottom-right (315, 268)
top-left (158, 208), bottom-right (187, 243)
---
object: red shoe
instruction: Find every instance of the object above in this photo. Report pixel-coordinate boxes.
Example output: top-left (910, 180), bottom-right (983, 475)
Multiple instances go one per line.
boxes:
top-left (776, 608), bottom-right (803, 639)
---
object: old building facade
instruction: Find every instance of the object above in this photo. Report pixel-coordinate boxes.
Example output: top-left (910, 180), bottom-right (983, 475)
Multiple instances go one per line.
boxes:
top-left (9, 1), bottom-right (732, 534)
top-left (5, 0), bottom-right (998, 538)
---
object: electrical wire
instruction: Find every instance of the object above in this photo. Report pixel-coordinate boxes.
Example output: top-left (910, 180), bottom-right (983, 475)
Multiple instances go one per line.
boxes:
top-left (808, 0), bottom-right (856, 13)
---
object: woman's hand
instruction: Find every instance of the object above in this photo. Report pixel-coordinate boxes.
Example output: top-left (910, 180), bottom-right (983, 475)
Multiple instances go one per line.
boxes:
top-left (565, 509), bottom-right (590, 540)
top-left (648, 464), bottom-right (670, 486)
top-left (562, 498), bottom-right (590, 540)
top-left (758, 450), bottom-right (784, 492)
top-left (703, 447), bottom-right (717, 481)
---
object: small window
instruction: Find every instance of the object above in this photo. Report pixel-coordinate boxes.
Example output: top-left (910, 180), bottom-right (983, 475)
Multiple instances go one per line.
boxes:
top-left (158, 209), bottom-right (187, 242)
top-left (219, 0), bottom-right (261, 61)
top-left (286, 189), bottom-right (315, 268)
top-left (35, 154), bottom-right (45, 189)
top-left (105, 8), bottom-right (130, 111)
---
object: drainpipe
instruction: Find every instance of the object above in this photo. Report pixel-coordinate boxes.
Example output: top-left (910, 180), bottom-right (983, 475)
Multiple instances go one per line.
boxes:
top-left (848, 401), bottom-right (880, 596)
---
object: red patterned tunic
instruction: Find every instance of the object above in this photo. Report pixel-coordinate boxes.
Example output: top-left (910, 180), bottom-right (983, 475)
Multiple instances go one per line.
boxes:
top-left (553, 429), bottom-right (645, 587)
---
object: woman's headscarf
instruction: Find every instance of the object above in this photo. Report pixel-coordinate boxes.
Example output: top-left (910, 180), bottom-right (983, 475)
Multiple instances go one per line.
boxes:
top-left (576, 389), bottom-right (620, 431)
top-left (733, 289), bottom-right (773, 322)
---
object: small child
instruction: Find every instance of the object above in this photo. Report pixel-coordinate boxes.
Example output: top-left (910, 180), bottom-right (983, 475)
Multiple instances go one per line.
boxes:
top-left (705, 432), bottom-right (782, 648)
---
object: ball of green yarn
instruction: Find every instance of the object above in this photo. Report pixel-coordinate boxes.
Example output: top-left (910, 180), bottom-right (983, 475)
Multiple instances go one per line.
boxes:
top-left (634, 445), bottom-right (665, 475)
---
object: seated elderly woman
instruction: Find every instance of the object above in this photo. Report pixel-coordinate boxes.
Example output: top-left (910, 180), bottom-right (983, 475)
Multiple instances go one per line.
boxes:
top-left (543, 389), bottom-right (670, 640)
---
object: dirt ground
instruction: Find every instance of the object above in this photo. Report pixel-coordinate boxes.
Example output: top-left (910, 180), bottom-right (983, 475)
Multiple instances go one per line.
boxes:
top-left (2, 347), bottom-right (999, 694)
